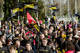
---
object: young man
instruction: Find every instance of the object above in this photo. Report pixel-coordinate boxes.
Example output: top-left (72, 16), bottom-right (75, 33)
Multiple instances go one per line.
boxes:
top-left (38, 38), bottom-right (52, 53)
top-left (23, 42), bottom-right (34, 53)
top-left (14, 39), bottom-right (25, 53)
top-left (0, 40), bottom-right (8, 53)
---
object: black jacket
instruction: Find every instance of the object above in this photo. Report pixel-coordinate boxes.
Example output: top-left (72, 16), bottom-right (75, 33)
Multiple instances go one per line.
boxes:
top-left (16, 46), bottom-right (25, 53)
top-left (38, 45), bottom-right (52, 53)
top-left (0, 47), bottom-right (8, 53)
top-left (23, 49), bottom-right (34, 53)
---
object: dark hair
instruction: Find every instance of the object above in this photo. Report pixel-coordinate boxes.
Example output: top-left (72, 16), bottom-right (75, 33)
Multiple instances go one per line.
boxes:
top-left (42, 38), bottom-right (47, 41)
top-left (0, 32), bottom-right (4, 40)
top-left (26, 41), bottom-right (31, 45)
top-left (13, 39), bottom-right (20, 45)
top-left (49, 25), bottom-right (53, 29)
top-left (48, 39), bottom-right (53, 44)
top-left (44, 28), bottom-right (48, 31)
top-left (66, 41), bottom-right (75, 50)
top-left (10, 45), bottom-right (16, 50)
top-left (39, 33), bottom-right (44, 35)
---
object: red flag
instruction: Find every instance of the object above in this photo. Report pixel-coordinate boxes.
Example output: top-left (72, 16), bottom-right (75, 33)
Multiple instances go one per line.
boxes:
top-left (25, 31), bottom-right (34, 37)
top-left (27, 11), bottom-right (36, 24)
top-left (33, 40), bottom-right (36, 45)
top-left (18, 20), bottom-right (20, 25)
top-left (39, 20), bottom-right (43, 24)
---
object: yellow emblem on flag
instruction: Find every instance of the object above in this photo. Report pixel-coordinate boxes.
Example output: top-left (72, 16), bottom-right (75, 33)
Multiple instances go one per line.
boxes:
top-left (58, 51), bottom-right (61, 53)
top-left (12, 8), bottom-right (19, 14)
top-left (34, 24), bottom-right (39, 32)
top-left (62, 34), bottom-right (66, 38)
top-left (53, 16), bottom-right (56, 20)
top-left (24, 4), bottom-right (34, 8)
top-left (49, 7), bottom-right (57, 10)
top-left (2, 51), bottom-right (4, 53)
top-left (20, 50), bottom-right (23, 52)
top-left (19, 8), bottom-right (23, 12)
top-left (62, 49), bottom-right (65, 53)
top-left (16, 50), bottom-right (18, 53)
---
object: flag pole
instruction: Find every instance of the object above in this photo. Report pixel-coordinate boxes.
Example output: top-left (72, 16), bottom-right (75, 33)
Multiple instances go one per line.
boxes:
top-left (75, 0), bottom-right (78, 14)
top-left (75, 0), bottom-right (78, 35)
top-left (18, 0), bottom-right (20, 25)
top-left (0, 20), bottom-right (1, 28)
top-left (22, 16), bottom-right (24, 29)
top-left (60, 0), bottom-right (62, 16)
top-left (36, 8), bottom-right (40, 26)
top-left (13, 25), bottom-right (15, 37)
top-left (67, 0), bottom-right (70, 18)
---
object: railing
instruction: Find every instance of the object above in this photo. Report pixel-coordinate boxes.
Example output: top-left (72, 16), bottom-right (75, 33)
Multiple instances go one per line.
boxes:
top-left (57, 16), bottom-right (78, 23)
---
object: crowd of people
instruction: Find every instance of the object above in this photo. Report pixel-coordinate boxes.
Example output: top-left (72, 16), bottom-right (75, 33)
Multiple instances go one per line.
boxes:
top-left (0, 19), bottom-right (80, 53)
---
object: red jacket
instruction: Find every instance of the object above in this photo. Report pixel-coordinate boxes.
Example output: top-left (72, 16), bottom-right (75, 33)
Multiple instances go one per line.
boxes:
top-left (65, 50), bottom-right (75, 53)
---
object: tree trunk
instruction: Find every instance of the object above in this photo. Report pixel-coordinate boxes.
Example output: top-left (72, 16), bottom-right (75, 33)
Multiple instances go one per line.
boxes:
top-left (0, 0), bottom-right (4, 18)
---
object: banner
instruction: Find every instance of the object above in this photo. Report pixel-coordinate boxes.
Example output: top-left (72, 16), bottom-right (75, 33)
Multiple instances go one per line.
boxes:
top-left (49, 7), bottom-right (57, 10)
top-left (24, 4), bottom-right (34, 9)
top-left (27, 11), bottom-right (36, 24)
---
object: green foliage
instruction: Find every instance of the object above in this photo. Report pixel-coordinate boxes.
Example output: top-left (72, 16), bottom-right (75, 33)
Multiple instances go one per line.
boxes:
top-left (38, 0), bottom-right (45, 20)
top-left (20, 0), bottom-right (36, 3)
top-left (3, 0), bottom-right (45, 21)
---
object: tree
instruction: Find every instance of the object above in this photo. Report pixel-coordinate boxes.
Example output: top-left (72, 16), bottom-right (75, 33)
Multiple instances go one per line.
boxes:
top-left (38, 0), bottom-right (45, 20)
top-left (0, 0), bottom-right (4, 20)
top-left (3, 0), bottom-right (46, 21)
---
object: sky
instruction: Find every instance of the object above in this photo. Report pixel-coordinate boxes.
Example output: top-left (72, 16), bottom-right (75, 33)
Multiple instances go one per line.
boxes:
top-left (42, 0), bottom-right (54, 5)
top-left (55, 0), bottom-right (67, 4)
top-left (42, 0), bottom-right (67, 6)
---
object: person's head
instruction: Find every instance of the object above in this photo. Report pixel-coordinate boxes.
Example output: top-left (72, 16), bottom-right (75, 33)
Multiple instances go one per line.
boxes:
top-left (69, 21), bottom-right (72, 24)
top-left (8, 29), bottom-right (12, 33)
top-left (21, 28), bottom-right (25, 33)
top-left (33, 33), bottom-right (37, 38)
top-left (26, 42), bottom-right (32, 51)
top-left (68, 37), bottom-right (73, 41)
top-left (48, 29), bottom-right (53, 34)
top-left (44, 29), bottom-right (48, 35)
top-left (62, 21), bottom-right (64, 24)
top-left (70, 33), bottom-right (73, 36)
top-left (61, 31), bottom-right (65, 35)
top-left (73, 35), bottom-right (80, 42)
top-left (69, 28), bottom-right (73, 32)
top-left (49, 25), bottom-right (54, 31)
top-left (15, 40), bottom-right (20, 48)
top-left (0, 33), bottom-right (6, 44)
top-left (42, 38), bottom-right (48, 46)
top-left (15, 30), bottom-right (20, 37)
top-left (5, 25), bottom-right (8, 29)
top-left (25, 27), bottom-right (28, 30)
top-left (5, 21), bottom-right (8, 24)
top-left (40, 33), bottom-right (45, 40)
top-left (41, 24), bottom-right (46, 29)
top-left (10, 45), bottom-right (16, 53)
top-left (6, 39), bottom-right (12, 46)
top-left (15, 30), bottom-right (19, 34)
top-left (66, 41), bottom-right (75, 50)
top-left (0, 40), bottom-right (3, 47)
top-left (48, 39), bottom-right (53, 48)
top-left (60, 27), bottom-right (64, 32)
